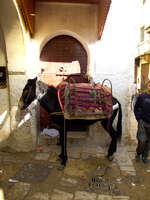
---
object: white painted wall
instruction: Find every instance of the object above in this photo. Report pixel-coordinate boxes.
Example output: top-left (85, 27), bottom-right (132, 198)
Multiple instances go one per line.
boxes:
top-left (0, 0), bottom-right (142, 150)
top-left (0, 24), bottom-right (10, 148)
top-left (27, 0), bottom-right (141, 138)
top-left (0, 0), bottom-right (26, 72)
top-left (0, 0), bottom-right (33, 150)
top-left (93, 0), bottom-right (140, 136)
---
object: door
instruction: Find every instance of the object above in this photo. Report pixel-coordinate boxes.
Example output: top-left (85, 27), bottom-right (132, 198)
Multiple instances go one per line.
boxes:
top-left (141, 63), bottom-right (149, 90)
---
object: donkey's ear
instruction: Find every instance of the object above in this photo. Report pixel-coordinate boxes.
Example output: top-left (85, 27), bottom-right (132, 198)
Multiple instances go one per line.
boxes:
top-left (27, 77), bottom-right (37, 84)
top-left (27, 79), bottom-right (32, 84)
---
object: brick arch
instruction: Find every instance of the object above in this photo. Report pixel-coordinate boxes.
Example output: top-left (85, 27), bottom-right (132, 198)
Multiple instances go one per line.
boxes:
top-left (40, 35), bottom-right (88, 74)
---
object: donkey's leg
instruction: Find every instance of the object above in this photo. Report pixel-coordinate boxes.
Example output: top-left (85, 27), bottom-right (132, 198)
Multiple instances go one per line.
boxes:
top-left (59, 119), bottom-right (68, 166)
top-left (57, 129), bottom-right (63, 161)
top-left (107, 127), bottom-right (117, 160)
top-left (101, 119), bottom-right (117, 161)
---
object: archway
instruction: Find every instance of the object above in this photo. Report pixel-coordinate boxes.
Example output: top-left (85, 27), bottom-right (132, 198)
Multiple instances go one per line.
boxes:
top-left (39, 34), bottom-right (89, 131)
top-left (40, 34), bottom-right (88, 75)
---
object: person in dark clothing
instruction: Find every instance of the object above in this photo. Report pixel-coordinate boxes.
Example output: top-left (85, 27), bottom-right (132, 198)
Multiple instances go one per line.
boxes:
top-left (134, 80), bottom-right (150, 163)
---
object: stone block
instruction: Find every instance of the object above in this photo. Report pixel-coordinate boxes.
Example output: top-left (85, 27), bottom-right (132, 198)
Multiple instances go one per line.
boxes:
top-left (120, 166), bottom-right (135, 172)
top-left (51, 189), bottom-right (73, 200)
top-left (0, 89), bottom-right (8, 106)
top-left (6, 182), bottom-right (30, 200)
top-left (26, 192), bottom-right (49, 200)
top-left (97, 195), bottom-right (112, 200)
top-left (60, 177), bottom-right (78, 187)
top-left (9, 75), bottom-right (27, 106)
top-left (34, 152), bottom-right (49, 160)
top-left (112, 196), bottom-right (129, 200)
top-left (74, 191), bottom-right (96, 200)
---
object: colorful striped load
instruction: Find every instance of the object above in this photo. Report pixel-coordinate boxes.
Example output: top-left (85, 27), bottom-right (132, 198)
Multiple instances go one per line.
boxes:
top-left (58, 82), bottom-right (112, 120)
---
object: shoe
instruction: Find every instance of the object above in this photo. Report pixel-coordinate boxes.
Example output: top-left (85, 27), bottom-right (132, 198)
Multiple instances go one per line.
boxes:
top-left (136, 154), bottom-right (141, 162)
top-left (142, 157), bottom-right (149, 164)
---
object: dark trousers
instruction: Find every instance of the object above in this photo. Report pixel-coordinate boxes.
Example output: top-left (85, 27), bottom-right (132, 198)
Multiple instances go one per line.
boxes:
top-left (136, 126), bottom-right (150, 158)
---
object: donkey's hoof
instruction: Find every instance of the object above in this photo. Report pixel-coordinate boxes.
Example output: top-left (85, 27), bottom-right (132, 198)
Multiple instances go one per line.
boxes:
top-left (56, 154), bottom-right (63, 162)
top-left (57, 164), bottom-right (65, 170)
top-left (107, 155), bottom-right (114, 161)
top-left (56, 157), bottom-right (62, 162)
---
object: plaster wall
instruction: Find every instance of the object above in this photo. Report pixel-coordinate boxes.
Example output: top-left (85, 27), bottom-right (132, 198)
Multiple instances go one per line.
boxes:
top-left (0, 24), bottom-right (10, 148)
top-left (92, 0), bottom-right (140, 138)
top-left (29, 1), bottom-right (138, 139)
top-left (0, 0), bottom-right (142, 151)
top-left (0, 27), bottom-right (7, 66)
top-left (0, 0), bottom-right (26, 72)
top-left (0, 0), bottom-right (28, 113)
top-left (35, 2), bottom-right (97, 43)
top-left (0, 1), bottom-right (99, 151)
top-left (25, 2), bottom-right (98, 77)
top-left (0, 0), bottom-right (35, 150)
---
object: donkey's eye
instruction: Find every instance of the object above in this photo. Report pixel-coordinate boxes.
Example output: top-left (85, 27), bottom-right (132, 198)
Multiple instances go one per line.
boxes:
top-left (23, 89), bottom-right (29, 97)
top-left (23, 89), bottom-right (28, 94)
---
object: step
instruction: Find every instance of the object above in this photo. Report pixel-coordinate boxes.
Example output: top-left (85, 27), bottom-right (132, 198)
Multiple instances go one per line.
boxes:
top-left (67, 131), bottom-right (87, 139)
top-left (39, 131), bottom-right (88, 145)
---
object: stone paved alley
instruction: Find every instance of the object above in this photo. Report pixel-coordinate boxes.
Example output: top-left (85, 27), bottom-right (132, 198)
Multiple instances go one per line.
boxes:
top-left (1, 117), bottom-right (150, 200)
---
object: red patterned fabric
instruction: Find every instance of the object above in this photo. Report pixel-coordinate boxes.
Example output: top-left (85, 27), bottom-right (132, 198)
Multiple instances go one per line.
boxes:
top-left (58, 82), bottom-right (112, 120)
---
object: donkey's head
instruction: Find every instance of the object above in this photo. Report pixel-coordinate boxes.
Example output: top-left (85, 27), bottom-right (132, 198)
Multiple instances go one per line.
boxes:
top-left (18, 78), bottom-right (37, 110)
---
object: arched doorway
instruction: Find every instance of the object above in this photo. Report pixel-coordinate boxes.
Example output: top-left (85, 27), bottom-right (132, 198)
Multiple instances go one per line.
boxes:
top-left (40, 35), bottom-right (87, 73)
top-left (40, 34), bottom-right (89, 83)
top-left (39, 34), bottom-right (89, 131)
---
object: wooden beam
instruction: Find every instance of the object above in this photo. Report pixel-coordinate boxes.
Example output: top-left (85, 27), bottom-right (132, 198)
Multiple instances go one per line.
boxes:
top-left (17, 0), bottom-right (35, 37)
top-left (97, 0), bottom-right (111, 40)
top-left (36, 0), bottom-right (99, 4)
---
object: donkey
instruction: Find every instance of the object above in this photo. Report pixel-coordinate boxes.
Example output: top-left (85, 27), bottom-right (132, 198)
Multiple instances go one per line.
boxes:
top-left (18, 77), bottom-right (122, 167)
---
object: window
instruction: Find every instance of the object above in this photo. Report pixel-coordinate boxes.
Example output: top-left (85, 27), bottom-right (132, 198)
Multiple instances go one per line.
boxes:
top-left (140, 26), bottom-right (145, 42)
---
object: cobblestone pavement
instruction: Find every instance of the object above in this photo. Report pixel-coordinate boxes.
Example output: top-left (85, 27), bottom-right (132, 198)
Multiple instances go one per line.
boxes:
top-left (0, 147), bottom-right (131, 200)
top-left (0, 123), bottom-right (149, 200)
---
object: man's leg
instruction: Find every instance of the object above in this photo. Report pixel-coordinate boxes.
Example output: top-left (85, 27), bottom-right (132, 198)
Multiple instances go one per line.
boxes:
top-left (136, 140), bottom-right (145, 161)
top-left (142, 127), bottom-right (150, 163)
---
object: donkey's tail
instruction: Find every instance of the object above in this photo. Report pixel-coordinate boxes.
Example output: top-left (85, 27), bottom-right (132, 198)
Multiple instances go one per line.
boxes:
top-left (116, 99), bottom-right (122, 141)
